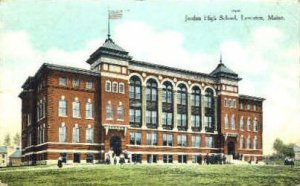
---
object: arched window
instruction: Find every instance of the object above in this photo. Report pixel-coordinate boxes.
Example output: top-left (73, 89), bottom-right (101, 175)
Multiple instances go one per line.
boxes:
top-left (59, 123), bottom-right (67, 143)
top-left (86, 125), bottom-right (93, 143)
top-left (253, 136), bottom-right (257, 150)
top-left (177, 84), bottom-right (187, 131)
top-left (112, 82), bottom-right (118, 93)
top-left (162, 81), bottom-right (173, 103)
top-left (231, 115), bottom-right (236, 129)
top-left (72, 98), bottom-right (80, 118)
top-left (247, 117), bottom-right (251, 131)
top-left (85, 99), bottom-right (93, 119)
top-left (105, 80), bottom-right (111, 92)
top-left (117, 103), bottom-right (124, 120)
top-left (72, 124), bottom-right (79, 143)
top-left (224, 114), bottom-right (229, 129)
top-left (253, 118), bottom-right (258, 131)
top-left (129, 76), bottom-right (141, 100)
top-left (191, 86), bottom-right (201, 131)
top-left (247, 136), bottom-right (251, 149)
top-left (146, 79), bottom-right (157, 101)
top-left (59, 96), bottom-right (67, 117)
top-left (162, 81), bottom-right (173, 130)
top-left (146, 79), bottom-right (158, 129)
top-left (240, 136), bottom-right (244, 149)
top-left (240, 116), bottom-right (244, 130)
top-left (191, 86), bottom-right (201, 107)
top-left (204, 88), bottom-right (215, 132)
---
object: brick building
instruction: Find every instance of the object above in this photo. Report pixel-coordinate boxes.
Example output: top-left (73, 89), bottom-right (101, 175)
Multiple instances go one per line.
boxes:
top-left (19, 36), bottom-right (264, 165)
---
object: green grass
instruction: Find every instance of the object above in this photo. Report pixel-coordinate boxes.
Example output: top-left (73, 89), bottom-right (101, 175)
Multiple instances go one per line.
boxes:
top-left (0, 164), bottom-right (300, 186)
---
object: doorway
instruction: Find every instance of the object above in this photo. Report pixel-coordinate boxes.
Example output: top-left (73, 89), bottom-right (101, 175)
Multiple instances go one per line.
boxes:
top-left (73, 153), bottom-right (80, 163)
top-left (110, 136), bottom-right (122, 156)
top-left (227, 141), bottom-right (235, 155)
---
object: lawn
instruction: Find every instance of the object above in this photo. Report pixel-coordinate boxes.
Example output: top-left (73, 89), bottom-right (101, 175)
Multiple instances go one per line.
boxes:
top-left (0, 164), bottom-right (300, 186)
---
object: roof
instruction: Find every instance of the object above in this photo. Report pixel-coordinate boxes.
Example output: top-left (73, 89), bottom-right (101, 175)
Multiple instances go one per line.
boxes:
top-left (0, 146), bottom-right (7, 154)
top-left (86, 38), bottom-right (131, 64)
top-left (294, 145), bottom-right (300, 152)
top-left (239, 94), bottom-right (265, 102)
top-left (9, 148), bottom-right (21, 158)
top-left (210, 63), bottom-right (237, 76)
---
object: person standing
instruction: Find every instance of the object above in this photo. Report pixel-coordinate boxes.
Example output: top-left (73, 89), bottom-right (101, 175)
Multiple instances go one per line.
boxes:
top-left (57, 156), bottom-right (63, 168)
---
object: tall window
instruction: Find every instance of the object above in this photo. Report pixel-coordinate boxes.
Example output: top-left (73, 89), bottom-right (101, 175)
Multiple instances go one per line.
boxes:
top-left (85, 101), bottom-right (93, 119)
top-left (191, 115), bottom-right (200, 128)
top-left (146, 79), bottom-right (157, 101)
top-left (162, 81), bottom-right (173, 130)
top-left (59, 77), bottom-right (67, 86)
top-left (117, 104), bottom-right (124, 120)
top-left (105, 81), bottom-right (111, 92)
top-left (231, 115), bottom-right (236, 129)
top-left (163, 134), bottom-right (173, 146)
top-left (130, 108), bottom-right (141, 127)
top-left (162, 81), bottom-right (173, 103)
top-left (130, 132), bottom-right (141, 145)
top-left (72, 99), bottom-right (80, 118)
top-left (253, 136), bottom-right (257, 150)
top-left (247, 136), bottom-right (251, 149)
top-left (59, 98), bottom-right (67, 116)
top-left (59, 123), bottom-right (67, 143)
top-left (86, 80), bottom-right (93, 89)
top-left (177, 134), bottom-right (187, 146)
top-left (129, 76), bottom-right (141, 100)
top-left (253, 118), bottom-right (258, 131)
top-left (119, 83), bottom-right (125, 94)
top-left (240, 136), bottom-right (244, 149)
top-left (177, 84), bottom-right (187, 131)
top-left (177, 114), bottom-right (187, 129)
top-left (146, 110), bottom-right (157, 127)
top-left (247, 117), bottom-right (251, 131)
top-left (224, 114), bottom-right (229, 129)
top-left (204, 88), bottom-right (214, 132)
top-left (147, 133), bottom-right (157, 145)
top-left (106, 102), bottom-right (113, 119)
top-left (191, 86), bottom-right (201, 106)
top-left (86, 127), bottom-right (93, 143)
top-left (72, 124), bottom-right (80, 143)
top-left (73, 79), bottom-right (80, 88)
top-left (191, 86), bottom-right (201, 131)
top-left (205, 136), bottom-right (214, 148)
top-left (192, 135), bottom-right (201, 147)
top-left (177, 84), bottom-right (187, 105)
top-left (240, 116), bottom-right (244, 130)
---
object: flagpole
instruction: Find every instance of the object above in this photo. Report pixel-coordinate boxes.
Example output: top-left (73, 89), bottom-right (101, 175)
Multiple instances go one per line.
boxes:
top-left (107, 8), bottom-right (111, 39)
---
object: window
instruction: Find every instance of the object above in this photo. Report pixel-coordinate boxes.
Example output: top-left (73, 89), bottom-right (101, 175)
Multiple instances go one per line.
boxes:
top-left (27, 114), bottom-right (32, 126)
top-left (224, 98), bottom-right (228, 107)
top-left (72, 124), bottom-right (80, 143)
top-left (86, 126), bottom-right (93, 143)
top-left (162, 81), bottom-right (173, 103)
top-left (117, 104), bottom-right (124, 120)
top-left (247, 118), bottom-right (251, 131)
top-left (192, 135), bottom-right (201, 147)
top-left (147, 155), bottom-right (157, 163)
top-left (72, 99), bottom-right (80, 118)
top-left (177, 84), bottom-right (187, 105)
top-left (240, 102), bottom-right (244, 109)
top-left (163, 134), bottom-right (173, 146)
top-left (247, 136), bottom-right (251, 149)
top-left (240, 136), bottom-right (244, 149)
top-left (204, 89), bottom-right (213, 108)
top-left (162, 112), bottom-right (173, 128)
top-left (178, 155), bottom-right (187, 163)
top-left (112, 82), bottom-right (118, 93)
top-left (59, 123), bottom-right (67, 143)
top-left (130, 108), bottom-right (141, 127)
top-left (247, 104), bottom-right (251, 110)
top-left (191, 87), bottom-right (201, 107)
top-left (146, 79), bottom-right (157, 101)
top-left (204, 88), bottom-right (215, 132)
top-left (192, 155), bottom-right (202, 164)
top-left (73, 79), bottom-right (80, 88)
top-left (105, 81), bottom-right (111, 92)
top-left (163, 155), bottom-right (173, 163)
top-left (85, 101), bottom-right (93, 119)
top-left (106, 102), bottom-right (113, 119)
top-left (231, 115), bottom-right (236, 129)
top-left (240, 116), bottom-right (244, 130)
top-left (232, 99), bottom-right (236, 108)
top-left (130, 132), bottom-right (141, 145)
top-left (86, 80), bottom-right (93, 89)
top-left (204, 116), bottom-right (213, 130)
top-left (191, 115), bottom-right (200, 128)
top-left (253, 136), bottom-right (257, 150)
top-left (177, 114), bottom-right (187, 129)
top-left (253, 118), bottom-right (258, 131)
top-left (147, 133), bottom-right (157, 145)
top-left (177, 134), bottom-right (187, 146)
top-left (224, 114), bottom-right (229, 129)
top-left (129, 76), bottom-right (141, 100)
top-left (58, 98), bottom-right (67, 117)
top-left (253, 105), bottom-right (257, 111)
top-left (132, 154), bottom-right (142, 163)
top-left (146, 110), bottom-right (157, 126)
top-left (119, 83), bottom-right (125, 94)
top-left (205, 136), bottom-right (214, 148)
top-left (59, 77), bottom-right (67, 86)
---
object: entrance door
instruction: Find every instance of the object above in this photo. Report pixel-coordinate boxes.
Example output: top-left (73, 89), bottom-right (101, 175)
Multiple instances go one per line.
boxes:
top-left (73, 153), bottom-right (80, 163)
top-left (110, 136), bottom-right (122, 156)
top-left (227, 141), bottom-right (235, 155)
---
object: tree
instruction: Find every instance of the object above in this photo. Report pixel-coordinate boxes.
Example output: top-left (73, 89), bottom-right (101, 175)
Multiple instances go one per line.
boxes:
top-left (273, 138), bottom-right (295, 158)
top-left (4, 133), bottom-right (11, 147)
top-left (13, 132), bottom-right (21, 147)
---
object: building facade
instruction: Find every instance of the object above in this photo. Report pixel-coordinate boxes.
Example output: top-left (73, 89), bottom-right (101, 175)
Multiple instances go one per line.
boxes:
top-left (19, 37), bottom-right (264, 165)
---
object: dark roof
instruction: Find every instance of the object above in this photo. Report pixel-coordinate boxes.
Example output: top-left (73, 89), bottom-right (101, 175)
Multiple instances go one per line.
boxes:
top-left (9, 148), bottom-right (21, 158)
top-left (239, 94), bottom-right (265, 102)
top-left (86, 38), bottom-right (132, 64)
top-left (0, 146), bottom-right (7, 154)
top-left (130, 60), bottom-right (215, 81)
top-left (210, 61), bottom-right (241, 81)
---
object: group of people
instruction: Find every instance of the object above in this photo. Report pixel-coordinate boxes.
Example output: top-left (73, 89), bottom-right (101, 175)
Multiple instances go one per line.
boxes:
top-left (105, 149), bottom-right (132, 165)
top-left (203, 154), bottom-right (227, 165)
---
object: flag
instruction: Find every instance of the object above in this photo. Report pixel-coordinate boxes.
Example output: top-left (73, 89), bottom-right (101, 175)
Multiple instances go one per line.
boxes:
top-left (109, 10), bottom-right (123, 20)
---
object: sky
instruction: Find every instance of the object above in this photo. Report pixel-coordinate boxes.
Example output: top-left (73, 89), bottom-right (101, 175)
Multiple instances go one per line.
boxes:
top-left (0, 0), bottom-right (299, 154)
